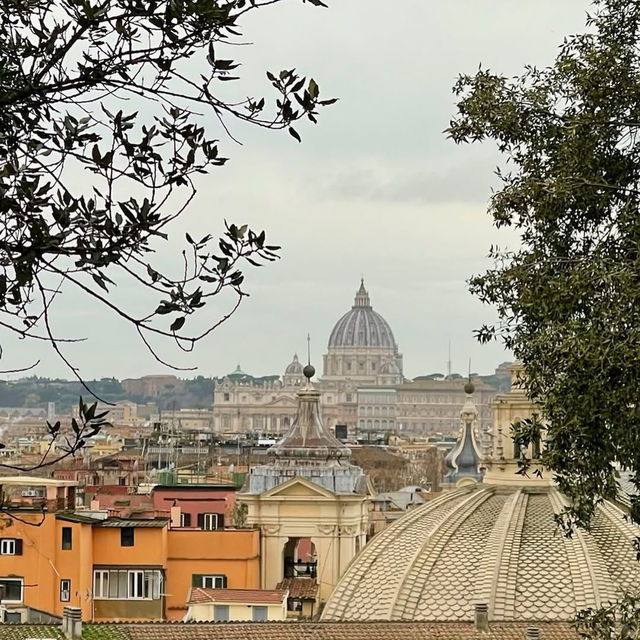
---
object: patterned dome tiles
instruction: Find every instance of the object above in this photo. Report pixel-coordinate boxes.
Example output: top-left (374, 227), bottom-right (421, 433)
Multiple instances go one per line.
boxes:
top-left (328, 307), bottom-right (397, 349)
top-left (322, 485), bottom-right (640, 623)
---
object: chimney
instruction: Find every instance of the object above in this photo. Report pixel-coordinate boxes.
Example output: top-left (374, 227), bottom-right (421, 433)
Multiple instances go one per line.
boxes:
top-left (525, 628), bottom-right (540, 640)
top-left (62, 606), bottom-right (82, 639)
top-left (170, 501), bottom-right (181, 528)
top-left (90, 498), bottom-right (100, 511)
top-left (474, 602), bottom-right (489, 631)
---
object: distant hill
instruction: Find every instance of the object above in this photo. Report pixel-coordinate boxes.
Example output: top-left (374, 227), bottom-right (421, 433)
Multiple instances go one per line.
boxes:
top-left (0, 376), bottom-right (215, 412)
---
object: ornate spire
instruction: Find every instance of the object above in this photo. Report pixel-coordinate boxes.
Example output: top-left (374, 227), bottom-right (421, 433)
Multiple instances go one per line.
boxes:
top-left (442, 380), bottom-right (482, 487)
top-left (269, 363), bottom-right (350, 463)
top-left (353, 278), bottom-right (371, 308)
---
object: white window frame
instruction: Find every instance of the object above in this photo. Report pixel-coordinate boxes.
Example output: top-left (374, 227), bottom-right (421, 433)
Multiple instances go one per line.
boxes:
top-left (60, 579), bottom-right (71, 602)
top-left (201, 575), bottom-right (225, 589)
top-left (0, 578), bottom-right (23, 603)
top-left (93, 570), bottom-right (109, 599)
top-left (92, 569), bottom-right (162, 600)
top-left (202, 513), bottom-right (219, 531)
top-left (0, 539), bottom-right (15, 555)
top-left (128, 570), bottom-right (144, 599)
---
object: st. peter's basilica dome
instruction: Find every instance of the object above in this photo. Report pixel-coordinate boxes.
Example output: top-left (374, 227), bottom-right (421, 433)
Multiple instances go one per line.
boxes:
top-left (328, 280), bottom-right (397, 349)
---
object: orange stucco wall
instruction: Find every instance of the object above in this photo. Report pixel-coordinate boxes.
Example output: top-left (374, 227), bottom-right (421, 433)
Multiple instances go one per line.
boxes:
top-left (165, 528), bottom-right (260, 620)
top-left (92, 526), bottom-right (166, 567)
top-left (0, 513), bottom-right (259, 622)
top-left (0, 513), bottom-right (94, 620)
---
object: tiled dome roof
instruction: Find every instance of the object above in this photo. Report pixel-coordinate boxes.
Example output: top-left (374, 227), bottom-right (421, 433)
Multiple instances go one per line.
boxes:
top-left (328, 280), bottom-right (397, 349)
top-left (285, 354), bottom-right (304, 375)
top-left (322, 485), bottom-right (640, 622)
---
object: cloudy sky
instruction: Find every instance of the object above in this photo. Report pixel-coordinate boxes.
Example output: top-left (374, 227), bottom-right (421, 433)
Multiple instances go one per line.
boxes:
top-left (5, 0), bottom-right (592, 381)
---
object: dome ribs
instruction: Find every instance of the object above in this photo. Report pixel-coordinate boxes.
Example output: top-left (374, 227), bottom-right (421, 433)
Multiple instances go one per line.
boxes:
top-left (491, 489), bottom-right (528, 620)
top-left (474, 489), bottom-right (524, 620)
top-left (392, 487), bottom-right (499, 621)
top-left (321, 490), bottom-right (470, 621)
top-left (548, 490), bottom-right (616, 611)
top-left (322, 486), bottom-right (640, 623)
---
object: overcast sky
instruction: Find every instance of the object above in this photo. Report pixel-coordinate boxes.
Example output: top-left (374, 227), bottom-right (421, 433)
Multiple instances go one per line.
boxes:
top-left (5, 0), bottom-right (592, 381)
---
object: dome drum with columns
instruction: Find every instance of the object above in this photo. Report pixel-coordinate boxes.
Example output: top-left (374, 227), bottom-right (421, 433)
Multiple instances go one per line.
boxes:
top-left (322, 362), bottom-right (640, 623)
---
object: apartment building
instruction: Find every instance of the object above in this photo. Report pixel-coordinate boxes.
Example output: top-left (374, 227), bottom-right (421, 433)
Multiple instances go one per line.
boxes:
top-left (0, 477), bottom-right (259, 623)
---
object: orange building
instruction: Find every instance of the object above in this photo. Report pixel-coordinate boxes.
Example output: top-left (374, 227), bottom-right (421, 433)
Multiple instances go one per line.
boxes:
top-left (0, 477), bottom-right (259, 623)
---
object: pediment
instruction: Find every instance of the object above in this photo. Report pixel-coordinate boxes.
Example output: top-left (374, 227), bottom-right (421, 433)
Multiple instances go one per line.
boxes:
top-left (264, 396), bottom-right (297, 407)
top-left (261, 476), bottom-right (336, 499)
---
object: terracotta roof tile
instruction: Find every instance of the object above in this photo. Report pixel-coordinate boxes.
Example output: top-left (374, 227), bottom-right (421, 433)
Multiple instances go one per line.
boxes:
top-left (6, 621), bottom-right (581, 640)
top-left (275, 578), bottom-right (319, 600)
top-left (187, 588), bottom-right (287, 605)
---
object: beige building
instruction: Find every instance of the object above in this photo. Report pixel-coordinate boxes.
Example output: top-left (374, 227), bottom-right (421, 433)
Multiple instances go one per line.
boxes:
top-left (395, 378), bottom-right (495, 436)
top-left (213, 362), bottom-right (300, 435)
top-left (240, 367), bottom-right (371, 603)
top-left (186, 588), bottom-right (287, 622)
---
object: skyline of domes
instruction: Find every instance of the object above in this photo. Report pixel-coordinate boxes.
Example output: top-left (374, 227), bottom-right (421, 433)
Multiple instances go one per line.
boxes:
top-left (327, 279), bottom-right (398, 350)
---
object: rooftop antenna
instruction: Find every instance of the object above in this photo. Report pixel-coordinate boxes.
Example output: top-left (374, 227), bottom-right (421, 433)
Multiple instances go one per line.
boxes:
top-left (468, 357), bottom-right (472, 381)
top-left (306, 333), bottom-right (311, 366)
top-left (447, 340), bottom-right (452, 379)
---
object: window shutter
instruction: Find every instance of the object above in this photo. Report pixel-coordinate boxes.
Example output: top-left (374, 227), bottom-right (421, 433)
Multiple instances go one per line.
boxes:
top-left (197, 513), bottom-right (204, 529)
top-left (14, 539), bottom-right (22, 555)
top-left (217, 514), bottom-right (224, 530)
top-left (222, 575), bottom-right (228, 588)
top-left (192, 574), bottom-right (202, 588)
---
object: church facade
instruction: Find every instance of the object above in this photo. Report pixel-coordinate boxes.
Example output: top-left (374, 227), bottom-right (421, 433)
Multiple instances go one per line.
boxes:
top-left (212, 280), bottom-right (496, 437)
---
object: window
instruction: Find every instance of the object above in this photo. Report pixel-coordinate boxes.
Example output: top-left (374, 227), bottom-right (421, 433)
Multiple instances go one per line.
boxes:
top-left (0, 539), bottom-right (15, 555)
top-left (118, 477), bottom-right (126, 486)
top-left (180, 512), bottom-right (192, 527)
top-left (60, 579), bottom-right (71, 602)
top-left (0, 579), bottom-right (23, 603)
top-left (94, 570), bottom-right (109, 599)
top-left (62, 527), bottom-right (72, 550)
top-left (252, 605), bottom-right (268, 621)
top-left (214, 605), bottom-right (229, 622)
top-left (121, 527), bottom-right (134, 546)
top-left (198, 513), bottom-right (221, 530)
top-left (128, 571), bottom-right (144, 598)
top-left (93, 569), bottom-right (162, 600)
top-left (223, 393), bottom-right (230, 401)
top-left (346, 393), bottom-right (352, 403)
top-left (192, 574), bottom-right (227, 589)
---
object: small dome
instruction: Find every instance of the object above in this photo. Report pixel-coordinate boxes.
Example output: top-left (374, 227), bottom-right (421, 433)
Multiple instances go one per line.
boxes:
top-left (227, 364), bottom-right (252, 382)
top-left (285, 354), bottom-right (303, 376)
top-left (328, 280), bottom-right (397, 349)
top-left (322, 485), bottom-right (640, 622)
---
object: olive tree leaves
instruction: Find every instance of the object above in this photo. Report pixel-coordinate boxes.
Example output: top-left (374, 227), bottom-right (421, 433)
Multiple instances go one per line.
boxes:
top-left (0, 0), bottom-right (335, 388)
top-left (448, 0), bottom-right (640, 533)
